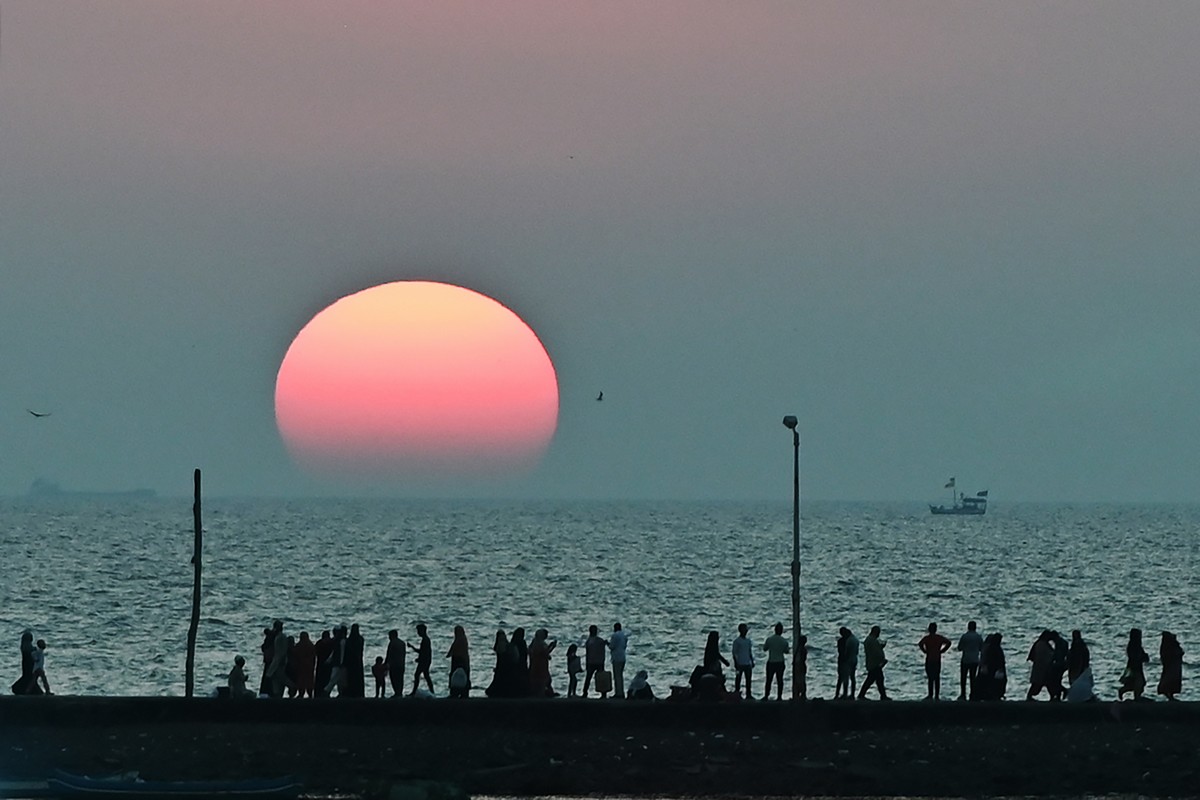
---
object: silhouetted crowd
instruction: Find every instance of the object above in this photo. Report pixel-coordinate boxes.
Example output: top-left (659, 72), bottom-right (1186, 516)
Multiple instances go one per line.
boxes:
top-left (210, 619), bottom-right (1186, 703)
top-left (7, 620), bottom-right (1185, 701)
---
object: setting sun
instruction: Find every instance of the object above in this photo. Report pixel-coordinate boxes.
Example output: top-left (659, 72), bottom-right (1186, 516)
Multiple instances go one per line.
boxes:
top-left (275, 281), bottom-right (559, 482)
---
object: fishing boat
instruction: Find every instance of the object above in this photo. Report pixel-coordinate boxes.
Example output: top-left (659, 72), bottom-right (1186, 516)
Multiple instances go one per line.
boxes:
top-left (929, 478), bottom-right (988, 515)
top-left (47, 772), bottom-right (301, 800)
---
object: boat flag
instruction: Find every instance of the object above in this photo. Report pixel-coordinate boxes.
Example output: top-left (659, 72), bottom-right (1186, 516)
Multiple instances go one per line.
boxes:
top-left (944, 477), bottom-right (956, 488)
top-left (977, 490), bottom-right (989, 497)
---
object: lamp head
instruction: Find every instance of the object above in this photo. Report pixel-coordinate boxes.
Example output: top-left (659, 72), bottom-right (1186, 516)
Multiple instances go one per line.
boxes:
top-left (782, 415), bottom-right (798, 430)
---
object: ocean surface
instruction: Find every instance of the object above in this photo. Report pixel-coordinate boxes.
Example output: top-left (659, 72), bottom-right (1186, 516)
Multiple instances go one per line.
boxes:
top-left (1, 498), bottom-right (1196, 700)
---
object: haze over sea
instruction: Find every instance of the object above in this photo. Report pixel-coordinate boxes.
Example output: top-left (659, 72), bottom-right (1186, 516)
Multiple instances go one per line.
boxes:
top-left (2, 498), bottom-right (1195, 700)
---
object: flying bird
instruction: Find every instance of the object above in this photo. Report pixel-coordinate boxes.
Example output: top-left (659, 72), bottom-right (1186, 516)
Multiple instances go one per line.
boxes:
top-left (27, 409), bottom-right (51, 418)
top-left (596, 391), bottom-right (603, 401)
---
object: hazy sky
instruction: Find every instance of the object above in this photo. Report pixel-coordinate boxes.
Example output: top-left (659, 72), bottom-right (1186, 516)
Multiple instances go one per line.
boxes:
top-left (2, 1), bottom-right (1198, 502)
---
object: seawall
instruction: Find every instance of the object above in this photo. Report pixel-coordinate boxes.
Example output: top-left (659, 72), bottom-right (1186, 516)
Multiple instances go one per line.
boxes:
top-left (2, 697), bottom-right (1198, 797)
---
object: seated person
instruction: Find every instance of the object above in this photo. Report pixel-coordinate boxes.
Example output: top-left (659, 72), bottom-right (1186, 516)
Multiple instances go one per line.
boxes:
top-left (627, 669), bottom-right (655, 700)
top-left (228, 655), bottom-right (256, 699)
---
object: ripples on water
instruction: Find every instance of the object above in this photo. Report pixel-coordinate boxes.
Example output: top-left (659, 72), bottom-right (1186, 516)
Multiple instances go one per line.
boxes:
top-left (1, 499), bottom-right (1196, 699)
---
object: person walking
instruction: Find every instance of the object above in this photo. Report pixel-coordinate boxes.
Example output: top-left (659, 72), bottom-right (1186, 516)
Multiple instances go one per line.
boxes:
top-left (31, 639), bottom-right (52, 695)
top-left (761, 622), bottom-right (790, 701)
top-left (731, 623), bottom-right (755, 700)
top-left (957, 621), bottom-right (983, 701)
top-left (858, 625), bottom-right (890, 700)
top-left (1157, 631), bottom-right (1183, 701)
top-left (411, 623), bottom-right (434, 695)
top-left (918, 622), bottom-right (952, 700)
top-left (608, 623), bottom-right (629, 700)
top-left (1118, 628), bottom-right (1149, 701)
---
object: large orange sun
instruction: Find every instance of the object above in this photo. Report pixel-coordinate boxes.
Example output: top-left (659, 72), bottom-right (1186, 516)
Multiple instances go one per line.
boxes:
top-left (275, 281), bottom-right (559, 482)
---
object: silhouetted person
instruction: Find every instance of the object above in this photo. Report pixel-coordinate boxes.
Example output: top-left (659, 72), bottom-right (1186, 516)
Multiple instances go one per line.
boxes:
top-left (283, 635), bottom-right (298, 697)
top-left (731, 623), bottom-right (754, 700)
top-left (257, 627), bottom-right (274, 696)
top-left (859, 626), bottom-right (889, 700)
top-left (10, 631), bottom-right (40, 695)
top-left (291, 631), bottom-right (316, 698)
top-left (372, 657), bottom-right (387, 698)
top-left (265, 620), bottom-right (288, 698)
top-left (582, 625), bottom-right (607, 698)
top-left (510, 627), bottom-right (530, 696)
top-left (762, 622), bottom-right (789, 700)
top-left (326, 625), bottom-right (350, 697)
top-left (31, 639), bottom-right (51, 695)
top-left (1046, 630), bottom-right (1070, 701)
top-left (835, 627), bottom-right (859, 700)
top-left (957, 621), bottom-right (983, 700)
top-left (385, 629), bottom-right (407, 697)
top-left (704, 630), bottom-right (729, 675)
top-left (411, 623), bottom-right (433, 695)
top-left (313, 630), bottom-right (334, 698)
top-left (228, 655), bottom-right (255, 699)
top-left (797, 634), bottom-right (809, 699)
top-left (918, 622), bottom-right (951, 700)
top-left (485, 630), bottom-right (508, 698)
top-left (560, 643), bottom-right (581, 697)
top-left (974, 632), bottom-right (1007, 701)
top-left (1026, 629), bottom-right (1054, 700)
top-left (1067, 629), bottom-right (1090, 686)
top-left (608, 622), bottom-right (629, 700)
top-left (346, 623), bottom-right (366, 698)
top-left (446, 625), bottom-right (470, 695)
top-left (1118, 628), bottom-right (1149, 701)
top-left (528, 628), bottom-right (557, 696)
top-left (627, 669), bottom-right (655, 700)
top-left (1157, 631), bottom-right (1183, 701)
top-left (326, 623), bottom-right (350, 695)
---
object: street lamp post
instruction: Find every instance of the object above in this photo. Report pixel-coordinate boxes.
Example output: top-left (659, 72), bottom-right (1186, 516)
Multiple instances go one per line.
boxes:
top-left (782, 415), bottom-right (802, 700)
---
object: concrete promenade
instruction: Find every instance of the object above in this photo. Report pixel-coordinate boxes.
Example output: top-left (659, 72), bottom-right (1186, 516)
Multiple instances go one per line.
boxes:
top-left (2, 697), bottom-right (1198, 797)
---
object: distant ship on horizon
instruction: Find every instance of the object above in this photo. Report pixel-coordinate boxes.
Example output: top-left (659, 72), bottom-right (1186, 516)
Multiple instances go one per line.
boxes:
top-left (930, 477), bottom-right (987, 515)
top-left (27, 477), bottom-right (157, 500)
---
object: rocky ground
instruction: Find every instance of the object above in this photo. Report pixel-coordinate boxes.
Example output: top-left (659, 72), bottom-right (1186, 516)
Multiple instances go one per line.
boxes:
top-left (2, 697), bottom-right (1198, 797)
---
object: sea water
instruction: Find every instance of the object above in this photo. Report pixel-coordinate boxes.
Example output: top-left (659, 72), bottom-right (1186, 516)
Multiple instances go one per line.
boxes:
top-left (1, 498), bottom-right (1196, 699)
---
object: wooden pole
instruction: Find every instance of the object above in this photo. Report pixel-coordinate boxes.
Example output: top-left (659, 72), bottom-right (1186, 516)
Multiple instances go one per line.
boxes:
top-left (185, 469), bottom-right (202, 698)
